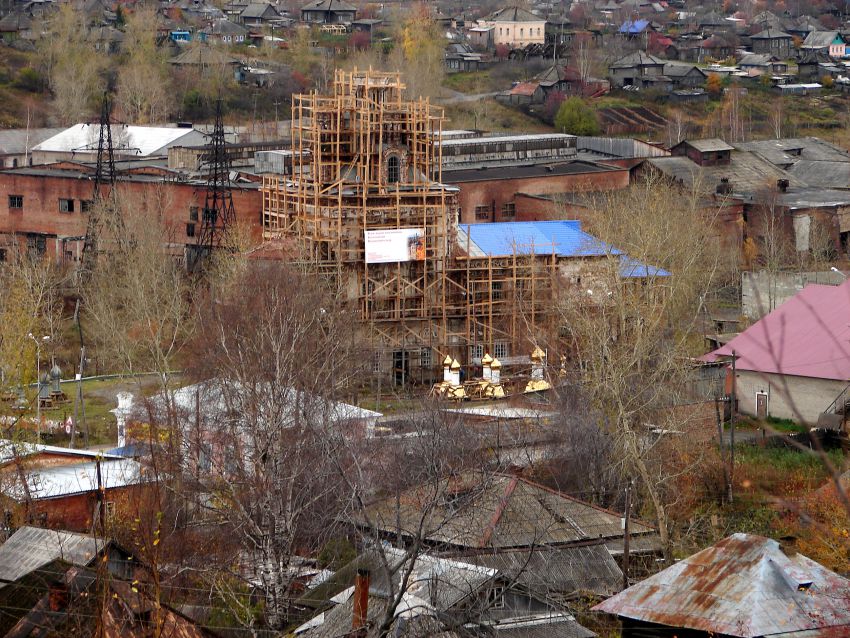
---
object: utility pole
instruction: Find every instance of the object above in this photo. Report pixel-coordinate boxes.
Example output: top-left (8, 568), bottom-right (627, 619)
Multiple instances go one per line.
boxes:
top-left (95, 455), bottom-right (105, 536)
top-left (729, 350), bottom-right (737, 504)
top-left (622, 480), bottom-right (632, 590)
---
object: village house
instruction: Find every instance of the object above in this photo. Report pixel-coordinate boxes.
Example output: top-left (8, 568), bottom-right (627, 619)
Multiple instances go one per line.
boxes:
top-left (749, 28), bottom-right (793, 58)
top-left (201, 17), bottom-right (249, 44)
top-left (238, 2), bottom-right (284, 27)
top-left (594, 533), bottom-right (850, 637)
top-left (480, 6), bottom-right (545, 48)
top-left (703, 279), bottom-right (850, 426)
top-left (0, 441), bottom-right (154, 532)
top-left (0, 528), bottom-right (214, 637)
top-left (355, 472), bottom-right (660, 568)
top-left (801, 30), bottom-right (846, 57)
top-left (739, 53), bottom-right (788, 76)
top-left (608, 51), bottom-right (666, 89)
top-left (300, 0), bottom-right (356, 25)
top-left (662, 61), bottom-right (707, 88)
top-left (296, 547), bottom-right (597, 638)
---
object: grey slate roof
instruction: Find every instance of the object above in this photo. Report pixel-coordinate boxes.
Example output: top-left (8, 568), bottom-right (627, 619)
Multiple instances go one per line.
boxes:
top-left (802, 30), bottom-right (842, 49)
top-left (787, 160), bottom-right (850, 189)
top-left (682, 138), bottom-right (734, 152)
top-left (0, 526), bottom-right (104, 588)
top-left (465, 544), bottom-right (624, 599)
top-left (609, 51), bottom-right (664, 68)
top-left (486, 6), bottom-right (541, 22)
top-left (300, 0), bottom-right (356, 12)
top-left (736, 137), bottom-right (850, 165)
top-left (662, 62), bottom-right (705, 77)
top-left (750, 28), bottom-right (791, 39)
top-left (239, 2), bottom-right (281, 19)
top-left (645, 151), bottom-right (798, 194)
top-left (593, 533), bottom-right (850, 637)
top-left (0, 128), bottom-right (64, 155)
top-left (739, 53), bottom-right (776, 67)
top-left (360, 473), bottom-right (655, 550)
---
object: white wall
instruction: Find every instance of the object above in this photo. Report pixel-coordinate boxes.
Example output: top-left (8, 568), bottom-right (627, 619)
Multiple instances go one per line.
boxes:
top-left (735, 370), bottom-right (847, 425)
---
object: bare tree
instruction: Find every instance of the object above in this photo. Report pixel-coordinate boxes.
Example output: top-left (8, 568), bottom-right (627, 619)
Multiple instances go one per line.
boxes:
top-left (37, 4), bottom-right (105, 124)
top-left (172, 262), bottom-right (366, 630)
top-left (559, 173), bottom-right (733, 559)
top-left (115, 6), bottom-right (173, 124)
top-left (82, 188), bottom-right (193, 394)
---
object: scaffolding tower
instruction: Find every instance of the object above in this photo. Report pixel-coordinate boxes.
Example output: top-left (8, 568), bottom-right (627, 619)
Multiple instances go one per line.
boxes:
top-left (262, 70), bottom-right (558, 383)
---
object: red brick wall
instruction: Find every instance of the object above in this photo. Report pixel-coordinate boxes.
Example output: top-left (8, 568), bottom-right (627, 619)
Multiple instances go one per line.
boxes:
top-left (25, 484), bottom-right (154, 532)
top-left (448, 169), bottom-right (630, 224)
top-left (0, 171), bottom-right (263, 260)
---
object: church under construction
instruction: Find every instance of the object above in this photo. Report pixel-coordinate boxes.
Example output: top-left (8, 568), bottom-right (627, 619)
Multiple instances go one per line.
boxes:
top-left (261, 70), bottom-right (619, 384)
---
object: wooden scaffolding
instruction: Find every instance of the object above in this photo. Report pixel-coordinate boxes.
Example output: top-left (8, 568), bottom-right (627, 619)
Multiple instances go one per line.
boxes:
top-left (261, 69), bottom-right (559, 382)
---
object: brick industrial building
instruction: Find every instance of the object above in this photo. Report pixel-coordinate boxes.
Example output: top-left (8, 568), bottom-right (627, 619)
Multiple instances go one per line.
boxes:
top-left (0, 161), bottom-right (262, 262)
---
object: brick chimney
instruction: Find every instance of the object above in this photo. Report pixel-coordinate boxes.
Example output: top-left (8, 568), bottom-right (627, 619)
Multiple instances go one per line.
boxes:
top-left (352, 568), bottom-right (370, 631)
top-left (48, 581), bottom-right (69, 612)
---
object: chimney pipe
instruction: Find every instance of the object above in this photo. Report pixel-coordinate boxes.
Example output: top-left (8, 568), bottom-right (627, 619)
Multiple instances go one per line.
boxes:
top-left (352, 568), bottom-right (370, 631)
top-left (48, 582), bottom-right (69, 612)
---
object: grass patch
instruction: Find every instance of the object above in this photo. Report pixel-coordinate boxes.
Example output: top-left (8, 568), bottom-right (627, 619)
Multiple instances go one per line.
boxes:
top-left (763, 416), bottom-right (807, 434)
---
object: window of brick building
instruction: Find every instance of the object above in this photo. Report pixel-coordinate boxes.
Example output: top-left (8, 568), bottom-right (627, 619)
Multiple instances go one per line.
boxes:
top-left (189, 206), bottom-right (199, 221)
top-left (59, 198), bottom-right (74, 213)
top-left (81, 200), bottom-right (93, 213)
top-left (186, 223), bottom-right (196, 237)
top-left (501, 202), bottom-right (516, 219)
top-left (475, 205), bottom-right (491, 221)
top-left (8, 195), bottom-right (23, 209)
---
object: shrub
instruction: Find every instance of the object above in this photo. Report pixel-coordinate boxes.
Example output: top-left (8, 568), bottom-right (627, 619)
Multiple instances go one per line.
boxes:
top-left (553, 97), bottom-right (599, 135)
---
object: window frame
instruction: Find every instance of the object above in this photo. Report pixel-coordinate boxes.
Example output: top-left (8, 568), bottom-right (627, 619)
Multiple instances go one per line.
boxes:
top-left (8, 195), bottom-right (23, 210)
top-left (58, 198), bottom-right (74, 213)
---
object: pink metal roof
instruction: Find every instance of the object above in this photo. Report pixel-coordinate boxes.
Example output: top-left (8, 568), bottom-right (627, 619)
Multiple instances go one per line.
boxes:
top-left (703, 280), bottom-right (850, 381)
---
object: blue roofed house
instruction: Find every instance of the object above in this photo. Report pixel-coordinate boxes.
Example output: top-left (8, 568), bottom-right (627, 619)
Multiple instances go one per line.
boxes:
top-left (619, 19), bottom-right (654, 37)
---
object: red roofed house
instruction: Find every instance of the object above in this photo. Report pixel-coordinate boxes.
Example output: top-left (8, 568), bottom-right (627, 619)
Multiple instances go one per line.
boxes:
top-left (702, 279), bottom-right (850, 426)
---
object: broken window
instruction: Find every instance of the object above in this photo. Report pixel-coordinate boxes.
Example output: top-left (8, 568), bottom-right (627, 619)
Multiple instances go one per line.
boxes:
top-left (59, 198), bottom-right (74, 213)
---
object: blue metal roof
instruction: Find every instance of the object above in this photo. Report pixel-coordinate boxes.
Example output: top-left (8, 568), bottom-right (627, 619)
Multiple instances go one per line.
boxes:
top-left (619, 19), bottom-right (650, 33)
top-left (460, 221), bottom-right (614, 258)
top-left (459, 220), bottom-right (669, 278)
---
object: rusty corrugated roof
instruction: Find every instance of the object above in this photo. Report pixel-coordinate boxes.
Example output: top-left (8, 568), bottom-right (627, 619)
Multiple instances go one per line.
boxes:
top-left (592, 533), bottom-right (850, 637)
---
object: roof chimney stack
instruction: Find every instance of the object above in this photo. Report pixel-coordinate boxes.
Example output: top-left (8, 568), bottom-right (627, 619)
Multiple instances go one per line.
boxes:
top-left (352, 568), bottom-right (370, 631)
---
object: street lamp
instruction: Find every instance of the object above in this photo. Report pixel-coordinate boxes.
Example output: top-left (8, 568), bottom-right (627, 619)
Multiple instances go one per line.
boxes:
top-left (27, 333), bottom-right (50, 441)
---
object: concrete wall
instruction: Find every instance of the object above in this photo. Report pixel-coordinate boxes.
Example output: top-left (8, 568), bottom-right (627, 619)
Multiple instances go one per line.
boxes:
top-left (735, 370), bottom-right (847, 425)
top-left (741, 270), bottom-right (844, 319)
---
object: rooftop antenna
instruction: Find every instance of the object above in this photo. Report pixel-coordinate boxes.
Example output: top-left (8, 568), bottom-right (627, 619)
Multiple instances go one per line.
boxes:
top-left (188, 99), bottom-right (236, 273)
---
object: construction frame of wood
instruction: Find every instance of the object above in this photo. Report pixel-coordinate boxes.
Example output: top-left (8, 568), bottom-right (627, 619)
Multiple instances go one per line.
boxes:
top-left (261, 70), bottom-right (566, 384)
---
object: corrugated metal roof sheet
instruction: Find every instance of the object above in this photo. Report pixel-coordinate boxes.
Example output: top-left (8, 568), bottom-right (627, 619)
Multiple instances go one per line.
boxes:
top-left (593, 533), bottom-right (850, 637)
top-left (10, 458), bottom-right (148, 500)
top-left (33, 124), bottom-right (205, 157)
top-left (0, 526), bottom-right (103, 588)
top-left (704, 279), bottom-right (850, 380)
top-left (459, 221), bottom-right (611, 258)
